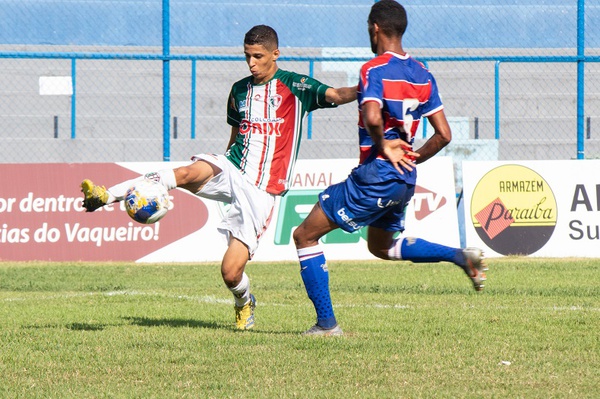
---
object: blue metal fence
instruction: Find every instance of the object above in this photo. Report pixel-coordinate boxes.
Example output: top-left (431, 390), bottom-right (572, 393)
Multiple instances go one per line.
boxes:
top-left (0, 0), bottom-right (598, 163)
top-left (2, 1), bottom-right (598, 48)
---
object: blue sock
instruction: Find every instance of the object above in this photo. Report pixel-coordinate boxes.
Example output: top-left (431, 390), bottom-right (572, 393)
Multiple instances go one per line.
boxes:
top-left (400, 237), bottom-right (465, 265)
top-left (297, 246), bottom-right (337, 329)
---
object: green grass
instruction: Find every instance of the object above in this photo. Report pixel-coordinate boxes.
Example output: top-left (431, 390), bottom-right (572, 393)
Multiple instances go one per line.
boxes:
top-left (0, 258), bottom-right (598, 398)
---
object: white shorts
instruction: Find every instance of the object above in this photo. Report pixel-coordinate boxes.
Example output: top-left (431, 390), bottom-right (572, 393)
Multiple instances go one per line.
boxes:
top-left (191, 153), bottom-right (275, 258)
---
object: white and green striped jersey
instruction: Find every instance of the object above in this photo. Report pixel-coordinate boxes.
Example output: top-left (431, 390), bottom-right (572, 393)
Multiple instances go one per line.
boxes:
top-left (226, 69), bottom-right (336, 195)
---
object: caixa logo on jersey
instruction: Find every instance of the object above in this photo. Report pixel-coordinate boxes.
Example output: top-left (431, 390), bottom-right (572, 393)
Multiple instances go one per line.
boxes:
top-left (239, 117), bottom-right (283, 136)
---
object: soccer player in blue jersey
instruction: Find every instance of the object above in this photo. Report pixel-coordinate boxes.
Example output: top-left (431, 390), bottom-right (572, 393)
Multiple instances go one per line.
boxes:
top-left (293, 0), bottom-right (488, 336)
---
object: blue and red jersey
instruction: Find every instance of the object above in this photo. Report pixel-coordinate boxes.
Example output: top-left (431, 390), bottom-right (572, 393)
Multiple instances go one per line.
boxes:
top-left (357, 51), bottom-right (443, 184)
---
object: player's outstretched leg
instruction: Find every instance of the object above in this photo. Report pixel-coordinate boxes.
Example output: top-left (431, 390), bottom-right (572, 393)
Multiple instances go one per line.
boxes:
top-left (81, 179), bottom-right (109, 212)
top-left (234, 293), bottom-right (256, 330)
top-left (387, 237), bottom-right (488, 292)
top-left (460, 247), bottom-right (488, 292)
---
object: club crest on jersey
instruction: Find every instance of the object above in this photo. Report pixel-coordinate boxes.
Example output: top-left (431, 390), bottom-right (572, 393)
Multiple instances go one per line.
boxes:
top-left (268, 95), bottom-right (282, 110)
top-left (238, 100), bottom-right (248, 112)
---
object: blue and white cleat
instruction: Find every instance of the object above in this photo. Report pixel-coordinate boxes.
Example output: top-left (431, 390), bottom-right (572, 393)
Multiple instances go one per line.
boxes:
top-left (461, 247), bottom-right (488, 292)
top-left (302, 324), bottom-right (343, 337)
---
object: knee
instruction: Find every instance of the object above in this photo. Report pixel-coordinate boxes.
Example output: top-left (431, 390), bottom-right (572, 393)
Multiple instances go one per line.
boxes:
top-left (221, 268), bottom-right (241, 288)
top-left (293, 224), bottom-right (314, 249)
top-left (173, 166), bottom-right (192, 185)
top-left (367, 240), bottom-right (389, 260)
top-left (292, 226), bottom-right (304, 248)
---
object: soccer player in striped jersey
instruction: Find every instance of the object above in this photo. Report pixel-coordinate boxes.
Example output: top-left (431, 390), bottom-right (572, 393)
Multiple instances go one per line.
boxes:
top-left (81, 25), bottom-right (357, 330)
top-left (293, 0), bottom-right (488, 336)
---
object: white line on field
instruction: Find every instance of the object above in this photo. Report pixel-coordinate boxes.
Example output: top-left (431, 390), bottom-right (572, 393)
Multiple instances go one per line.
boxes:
top-left (2, 290), bottom-right (599, 312)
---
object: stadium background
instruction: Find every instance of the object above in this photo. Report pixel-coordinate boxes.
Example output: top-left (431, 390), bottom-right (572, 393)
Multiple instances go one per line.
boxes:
top-left (0, 0), bottom-right (599, 191)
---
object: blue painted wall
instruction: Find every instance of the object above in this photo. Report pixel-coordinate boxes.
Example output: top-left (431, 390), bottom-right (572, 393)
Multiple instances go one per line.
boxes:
top-left (1, 1), bottom-right (598, 48)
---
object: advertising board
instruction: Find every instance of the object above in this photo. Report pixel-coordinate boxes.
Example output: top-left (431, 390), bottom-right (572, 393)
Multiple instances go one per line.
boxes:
top-left (463, 160), bottom-right (600, 257)
top-left (0, 158), bottom-right (459, 262)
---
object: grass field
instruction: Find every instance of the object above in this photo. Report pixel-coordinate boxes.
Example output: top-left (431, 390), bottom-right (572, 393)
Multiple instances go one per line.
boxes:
top-left (0, 258), bottom-right (598, 398)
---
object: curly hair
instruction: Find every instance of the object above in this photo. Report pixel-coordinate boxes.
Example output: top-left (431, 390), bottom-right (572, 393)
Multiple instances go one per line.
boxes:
top-left (368, 0), bottom-right (408, 38)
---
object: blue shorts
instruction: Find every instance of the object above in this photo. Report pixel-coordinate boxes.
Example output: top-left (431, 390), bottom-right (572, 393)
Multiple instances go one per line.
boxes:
top-left (319, 165), bottom-right (415, 233)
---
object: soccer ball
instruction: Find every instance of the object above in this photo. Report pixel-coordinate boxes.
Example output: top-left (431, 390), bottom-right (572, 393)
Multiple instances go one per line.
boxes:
top-left (124, 179), bottom-right (170, 224)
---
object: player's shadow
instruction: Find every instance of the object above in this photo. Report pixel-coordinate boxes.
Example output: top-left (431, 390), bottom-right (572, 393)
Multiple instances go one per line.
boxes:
top-left (66, 322), bottom-right (108, 331)
top-left (122, 316), bottom-right (225, 330)
top-left (24, 322), bottom-right (114, 331)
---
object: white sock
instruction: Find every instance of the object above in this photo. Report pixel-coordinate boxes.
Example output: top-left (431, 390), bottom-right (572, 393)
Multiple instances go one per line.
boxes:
top-left (387, 237), bottom-right (404, 260)
top-left (107, 169), bottom-right (177, 203)
top-left (107, 177), bottom-right (144, 203)
top-left (229, 272), bottom-right (251, 307)
top-left (148, 169), bottom-right (178, 191)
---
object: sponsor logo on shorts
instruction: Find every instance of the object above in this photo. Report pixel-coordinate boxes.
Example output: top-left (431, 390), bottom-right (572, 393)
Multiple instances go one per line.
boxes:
top-left (337, 207), bottom-right (361, 231)
top-left (377, 198), bottom-right (401, 208)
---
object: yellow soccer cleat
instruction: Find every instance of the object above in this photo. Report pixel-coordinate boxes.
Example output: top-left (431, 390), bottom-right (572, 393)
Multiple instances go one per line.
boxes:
top-left (81, 179), bottom-right (109, 212)
top-left (234, 294), bottom-right (256, 330)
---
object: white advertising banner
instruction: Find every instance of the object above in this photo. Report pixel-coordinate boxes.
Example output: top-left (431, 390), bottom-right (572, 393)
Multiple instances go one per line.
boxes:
top-left (0, 158), bottom-right (459, 262)
top-left (462, 160), bottom-right (600, 258)
top-left (140, 156), bottom-right (460, 262)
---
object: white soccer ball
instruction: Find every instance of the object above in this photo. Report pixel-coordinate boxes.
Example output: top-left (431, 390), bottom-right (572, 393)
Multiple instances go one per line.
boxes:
top-left (124, 178), bottom-right (170, 224)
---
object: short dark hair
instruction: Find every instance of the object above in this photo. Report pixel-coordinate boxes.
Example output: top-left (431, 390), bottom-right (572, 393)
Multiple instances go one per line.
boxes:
top-left (368, 0), bottom-right (407, 38)
top-left (244, 25), bottom-right (279, 50)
